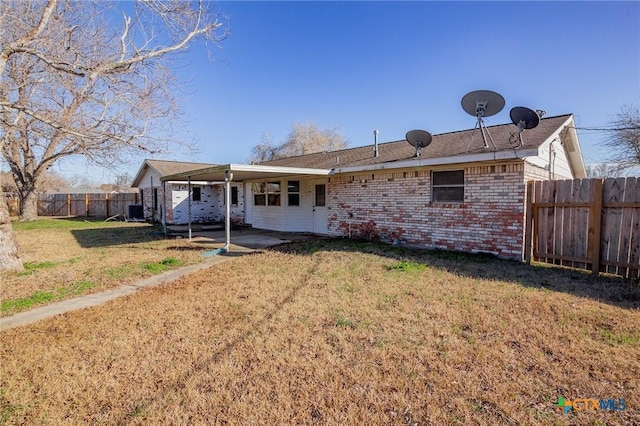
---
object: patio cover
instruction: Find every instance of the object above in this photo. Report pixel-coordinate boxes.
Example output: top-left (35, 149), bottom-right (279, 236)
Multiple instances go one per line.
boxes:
top-left (160, 164), bottom-right (331, 252)
top-left (160, 163), bottom-right (330, 183)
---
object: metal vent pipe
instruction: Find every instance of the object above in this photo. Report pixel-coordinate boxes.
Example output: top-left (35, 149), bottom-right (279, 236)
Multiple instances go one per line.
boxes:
top-left (374, 130), bottom-right (379, 157)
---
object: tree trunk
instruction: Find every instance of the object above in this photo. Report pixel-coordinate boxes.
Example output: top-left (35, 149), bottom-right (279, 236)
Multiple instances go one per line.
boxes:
top-left (19, 187), bottom-right (39, 221)
top-left (0, 191), bottom-right (23, 272)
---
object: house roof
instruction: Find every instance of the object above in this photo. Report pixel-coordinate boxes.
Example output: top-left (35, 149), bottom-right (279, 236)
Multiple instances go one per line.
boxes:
top-left (258, 114), bottom-right (574, 170)
top-left (131, 159), bottom-right (218, 187)
top-left (161, 114), bottom-right (585, 183)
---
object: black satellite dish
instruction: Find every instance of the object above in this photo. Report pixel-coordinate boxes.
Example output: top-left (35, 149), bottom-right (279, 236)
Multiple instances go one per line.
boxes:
top-left (461, 90), bottom-right (505, 151)
top-left (510, 106), bottom-right (540, 130)
top-left (406, 129), bottom-right (432, 157)
top-left (510, 106), bottom-right (541, 146)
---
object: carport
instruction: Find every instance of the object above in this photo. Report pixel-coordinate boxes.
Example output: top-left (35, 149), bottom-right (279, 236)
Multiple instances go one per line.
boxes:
top-left (161, 163), bottom-right (330, 252)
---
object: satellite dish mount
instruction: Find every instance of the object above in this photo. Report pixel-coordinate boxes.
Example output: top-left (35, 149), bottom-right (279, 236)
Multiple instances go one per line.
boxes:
top-left (461, 90), bottom-right (505, 152)
top-left (405, 129), bottom-right (433, 157)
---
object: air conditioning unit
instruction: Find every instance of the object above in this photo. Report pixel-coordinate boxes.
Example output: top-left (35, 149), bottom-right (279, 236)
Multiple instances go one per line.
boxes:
top-left (127, 204), bottom-right (144, 220)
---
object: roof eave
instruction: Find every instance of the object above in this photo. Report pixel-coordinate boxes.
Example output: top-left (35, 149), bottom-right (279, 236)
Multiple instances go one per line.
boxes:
top-left (331, 148), bottom-right (540, 174)
top-left (161, 163), bottom-right (331, 182)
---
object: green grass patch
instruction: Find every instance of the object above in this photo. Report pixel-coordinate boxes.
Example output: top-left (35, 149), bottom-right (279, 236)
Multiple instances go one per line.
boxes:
top-left (335, 316), bottom-right (358, 329)
top-left (600, 329), bottom-right (639, 347)
top-left (105, 264), bottom-right (137, 280)
top-left (2, 281), bottom-right (98, 315)
top-left (1, 291), bottom-right (56, 313)
top-left (385, 260), bottom-right (426, 272)
top-left (159, 257), bottom-right (180, 267)
top-left (142, 258), bottom-right (181, 275)
top-left (16, 260), bottom-right (59, 276)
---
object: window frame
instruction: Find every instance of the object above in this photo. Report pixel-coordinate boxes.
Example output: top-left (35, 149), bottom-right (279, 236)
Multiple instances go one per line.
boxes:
top-left (431, 170), bottom-right (464, 203)
top-left (287, 180), bottom-right (300, 206)
top-left (231, 186), bottom-right (239, 205)
top-left (191, 186), bottom-right (202, 202)
top-left (253, 181), bottom-right (281, 207)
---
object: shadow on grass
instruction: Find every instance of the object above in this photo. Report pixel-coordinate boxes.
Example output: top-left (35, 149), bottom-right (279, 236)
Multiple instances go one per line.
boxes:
top-left (70, 224), bottom-right (170, 248)
top-left (269, 238), bottom-right (640, 310)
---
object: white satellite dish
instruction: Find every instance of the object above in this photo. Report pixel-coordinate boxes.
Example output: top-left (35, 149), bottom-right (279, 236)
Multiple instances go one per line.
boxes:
top-left (406, 129), bottom-right (432, 157)
top-left (461, 90), bottom-right (505, 151)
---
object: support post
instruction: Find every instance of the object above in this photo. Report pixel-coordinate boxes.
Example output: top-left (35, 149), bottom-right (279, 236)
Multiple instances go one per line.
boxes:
top-left (224, 171), bottom-right (233, 252)
top-left (188, 177), bottom-right (192, 241)
top-left (524, 181), bottom-right (534, 264)
top-left (162, 180), bottom-right (167, 235)
top-left (590, 179), bottom-right (603, 275)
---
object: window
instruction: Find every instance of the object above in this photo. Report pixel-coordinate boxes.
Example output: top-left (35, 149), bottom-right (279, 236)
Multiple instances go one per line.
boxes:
top-left (192, 186), bottom-right (202, 202)
top-left (253, 182), bottom-right (266, 206)
top-left (287, 181), bottom-right (300, 206)
top-left (231, 186), bottom-right (239, 205)
top-left (267, 182), bottom-right (281, 206)
top-left (432, 170), bottom-right (464, 203)
top-left (315, 184), bottom-right (326, 207)
top-left (253, 181), bottom-right (281, 206)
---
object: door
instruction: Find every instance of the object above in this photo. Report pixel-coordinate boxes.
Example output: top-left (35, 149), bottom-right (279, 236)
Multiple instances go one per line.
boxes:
top-left (312, 182), bottom-right (328, 234)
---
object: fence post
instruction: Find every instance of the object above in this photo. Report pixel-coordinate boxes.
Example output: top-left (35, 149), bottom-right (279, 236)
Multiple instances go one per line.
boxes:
top-left (524, 181), bottom-right (534, 264)
top-left (105, 193), bottom-right (109, 218)
top-left (590, 179), bottom-right (603, 275)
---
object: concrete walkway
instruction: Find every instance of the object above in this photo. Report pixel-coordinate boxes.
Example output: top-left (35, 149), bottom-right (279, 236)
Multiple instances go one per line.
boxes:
top-left (1, 229), bottom-right (319, 331)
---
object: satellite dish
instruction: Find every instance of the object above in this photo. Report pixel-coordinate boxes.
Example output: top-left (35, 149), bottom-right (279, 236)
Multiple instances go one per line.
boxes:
top-left (461, 90), bottom-right (505, 118)
top-left (510, 106), bottom-right (541, 147)
top-left (510, 106), bottom-right (540, 130)
top-left (461, 90), bottom-right (505, 151)
top-left (406, 129), bottom-right (432, 157)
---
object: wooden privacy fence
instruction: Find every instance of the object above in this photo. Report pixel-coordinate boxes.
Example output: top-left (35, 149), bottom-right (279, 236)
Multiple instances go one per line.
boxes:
top-left (7, 192), bottom-right (138, 218)
top-left (525, 177), bottom-right (640, 278)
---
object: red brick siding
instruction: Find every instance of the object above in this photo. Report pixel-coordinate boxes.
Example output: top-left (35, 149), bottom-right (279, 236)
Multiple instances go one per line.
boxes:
top-left (327, 163), bottom-right (527, 260)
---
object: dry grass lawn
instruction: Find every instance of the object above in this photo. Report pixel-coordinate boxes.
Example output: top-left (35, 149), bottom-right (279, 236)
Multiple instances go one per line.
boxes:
top-left (1, 239), bottom-right (639, 424)
top-left (1, 218), bottom-right (208, 316)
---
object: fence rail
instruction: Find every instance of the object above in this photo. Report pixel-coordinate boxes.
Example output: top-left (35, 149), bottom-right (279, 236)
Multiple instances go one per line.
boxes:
top-left (6, 193), bottom-right (139, 218)
top-left (525, 178), bottom-right (640, 279)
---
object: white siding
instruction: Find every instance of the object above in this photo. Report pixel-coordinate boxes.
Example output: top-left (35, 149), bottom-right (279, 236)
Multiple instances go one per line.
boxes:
top-left (245, 176), bottom-right (317, 232)
top-left (244, 183), bottom-right (253, 225)
top-left (526, 139), bottom-right (574, 179)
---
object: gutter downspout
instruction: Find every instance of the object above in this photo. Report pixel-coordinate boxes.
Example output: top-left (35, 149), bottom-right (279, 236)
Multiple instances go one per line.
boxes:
top-left (549, 140), bottom-right (556, 180)
top-left (224, 170), bottom-right (233, 252)
top-left (188, 176), bottom-right (192, 241)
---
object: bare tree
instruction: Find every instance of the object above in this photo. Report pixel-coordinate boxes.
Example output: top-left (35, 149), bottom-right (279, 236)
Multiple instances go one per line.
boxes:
top-left (249, 123), bottom-right (348, 162)
top-left (0, 0), bottom-right (227, 271)
top-left (0, 190), bottom-right (22, 272)
top-left (0, 0), bottom-right (228, 221)
top-left (585, 163), bottom-right (627, 179)
top-left (602, 104), bottom-right (640, 172)
top-left (248, 132), bottom-right (279, 163)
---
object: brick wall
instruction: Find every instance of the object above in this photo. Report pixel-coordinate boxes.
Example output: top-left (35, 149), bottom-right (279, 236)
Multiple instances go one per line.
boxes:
top-left (327, 162), bottom-right (527, 260)
top-left (170, 184), bottom-right (244, 225)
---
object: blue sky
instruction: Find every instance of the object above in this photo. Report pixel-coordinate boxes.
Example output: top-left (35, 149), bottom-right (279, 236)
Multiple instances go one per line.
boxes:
top-left (61, 1), bottom-right (640, 183)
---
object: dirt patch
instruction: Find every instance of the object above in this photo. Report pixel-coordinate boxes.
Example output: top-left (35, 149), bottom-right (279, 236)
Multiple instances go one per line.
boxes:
top-left (1, 240), bottom-right (638, 424)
